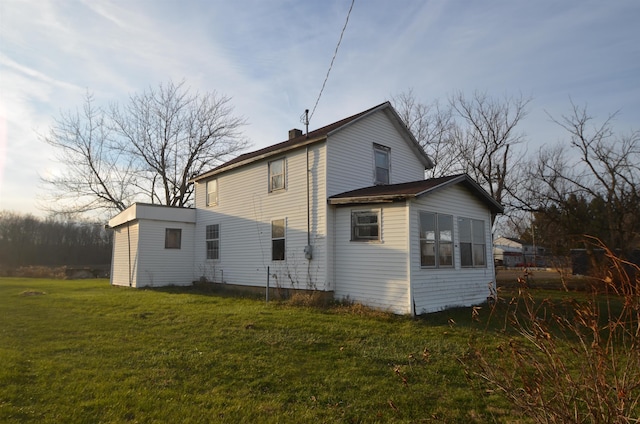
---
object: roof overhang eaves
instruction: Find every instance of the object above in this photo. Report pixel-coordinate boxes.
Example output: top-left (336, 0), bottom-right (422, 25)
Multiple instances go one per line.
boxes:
top-left (328, 194), bottom-right (411, 205)
top-left (413, 175), bottom-right (467, 197)
top-left (382, 107), bottom-right (434, 170)
top-left (191, 135), bottom-right (327, 182)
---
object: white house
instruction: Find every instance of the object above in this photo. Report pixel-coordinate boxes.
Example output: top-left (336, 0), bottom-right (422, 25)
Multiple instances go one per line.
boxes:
top-left (108, 102), bottom-right (503, 315)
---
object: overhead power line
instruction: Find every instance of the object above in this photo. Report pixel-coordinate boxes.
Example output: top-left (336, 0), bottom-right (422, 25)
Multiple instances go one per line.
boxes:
top-left (307, 0), bottom-right (355, 122)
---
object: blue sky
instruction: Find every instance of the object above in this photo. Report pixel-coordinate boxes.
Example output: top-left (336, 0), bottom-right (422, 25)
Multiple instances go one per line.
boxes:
top-left (1, 0), bottom-right (639, 217)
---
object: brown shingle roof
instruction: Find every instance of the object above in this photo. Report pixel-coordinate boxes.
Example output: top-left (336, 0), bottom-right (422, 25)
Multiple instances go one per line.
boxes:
top-left (191, 101), bottom-right (432, 182)
top-left (191, 102), bottom-right (390, 182)
top-left (328, 174), bottom-right (504, 214)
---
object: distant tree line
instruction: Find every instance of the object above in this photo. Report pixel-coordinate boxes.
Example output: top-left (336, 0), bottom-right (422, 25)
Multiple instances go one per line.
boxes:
top-left (0, 211), bottom-right (112, 269)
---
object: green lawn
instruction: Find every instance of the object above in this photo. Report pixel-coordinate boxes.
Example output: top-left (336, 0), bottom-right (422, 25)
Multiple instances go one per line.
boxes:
top-left (0, 278), bottom-right (522, 423)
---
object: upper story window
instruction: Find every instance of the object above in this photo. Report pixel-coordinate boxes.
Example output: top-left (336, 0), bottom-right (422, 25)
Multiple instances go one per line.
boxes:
top-left (419, 212), bottom-right (453, 267)
top-left (351, 210), bottom-right (380, 242)
top-left (373, 144), bottom-right (390, 185)
top-left (269, 158), bottom-right (286, 192)
top-left (165, 228), bottom-right (182, 249)
top-left (459, 217), bottom-right (486, 267)
top-left (206, 179), bottom-right (218, 206)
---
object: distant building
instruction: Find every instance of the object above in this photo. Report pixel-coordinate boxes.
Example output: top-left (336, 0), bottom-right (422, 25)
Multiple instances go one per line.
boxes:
top-left (494, 236), bottom-right (546, 267)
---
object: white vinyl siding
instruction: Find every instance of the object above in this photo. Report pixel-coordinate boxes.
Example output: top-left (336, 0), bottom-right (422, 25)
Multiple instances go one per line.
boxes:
top-left (193, 143), bottom-right (329, 290)
top-left (110, 222), bottom-right (139, 287)
top-left (326, 110), bottom-right (425, 197)
top-left (334, 203), bottom-right (410, 314)
top-left (108, 204), bottom-right (196, 288)
top-left (409, 185), bottom-right (495, 314)
top-left (135, 219), bottom-right (195, 287)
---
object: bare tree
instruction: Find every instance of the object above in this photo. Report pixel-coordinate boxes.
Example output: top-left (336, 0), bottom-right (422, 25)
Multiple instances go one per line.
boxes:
top-left (40, 92), bottom-right (137, 214)
top-left (522, 101), bottom-right (640, 252)
top-left (392, 90), bottom-right (531, 228)
top-left (449, 91), bottom-right (531, 219)
top-left (391, 89), bottom-right (457, 178)
top-left (40, 80), bottom-right (248, 216)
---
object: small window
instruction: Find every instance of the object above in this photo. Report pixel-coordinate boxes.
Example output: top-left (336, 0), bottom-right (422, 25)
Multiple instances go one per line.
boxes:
top-left (373, 144), bottom-right (390, 185)
top-left (165, 228), bottom-right (182, 249)
top-left (271, 219), bottom-right (285, 260)
top-left (459, 218), bottom-right (486, 267)
top-left (206, 224), bottom-right (219, 260)
top-left (419, 212), bottom-right (453, 267)
top-left (351, 210), bottom-right (380, 242)
top-left (269, 158), bottom-right (286, 192)
top-left (206, 179), bottom-right (218, 206)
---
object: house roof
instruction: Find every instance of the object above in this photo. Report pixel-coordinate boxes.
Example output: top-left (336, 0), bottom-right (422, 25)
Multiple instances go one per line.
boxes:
top-left (328, 174), bottom-right (504, 214)
top-left (191, 101), bottom-right (432, 182)
top-left (494, 236), bottom-right (527, 246)
top-left (108, 203), bottom-right (196, 229)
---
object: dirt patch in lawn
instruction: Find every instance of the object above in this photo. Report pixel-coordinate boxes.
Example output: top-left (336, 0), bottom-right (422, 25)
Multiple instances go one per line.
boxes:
top-left (20, 290), bottom-right (47, 296)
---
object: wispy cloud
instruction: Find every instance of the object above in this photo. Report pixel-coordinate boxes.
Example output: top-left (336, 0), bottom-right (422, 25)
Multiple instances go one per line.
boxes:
top-left (1, 0), bottom-right (639, 215)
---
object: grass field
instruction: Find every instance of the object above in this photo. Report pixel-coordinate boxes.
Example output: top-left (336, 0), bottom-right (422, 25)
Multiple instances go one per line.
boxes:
top-left (1, 278), bottom-right (532, 423)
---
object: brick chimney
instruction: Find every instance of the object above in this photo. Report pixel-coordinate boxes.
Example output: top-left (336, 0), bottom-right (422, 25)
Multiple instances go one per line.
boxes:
top-left (289, 128), bottom-right (303, 140)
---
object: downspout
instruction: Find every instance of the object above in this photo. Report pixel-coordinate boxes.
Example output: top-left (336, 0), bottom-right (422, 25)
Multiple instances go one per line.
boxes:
top-left (407, 199), bottom-right (416, 317)
top-left (307, 145), bottom-right (311, 248)
top-left (304, 145), bottom-right (313, 261)
top-left (127, 223), bottom-right (132, 287)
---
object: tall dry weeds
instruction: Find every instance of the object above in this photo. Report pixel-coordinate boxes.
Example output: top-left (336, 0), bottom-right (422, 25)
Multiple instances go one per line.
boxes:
top-left (469, 239), bottom-right (640, 423)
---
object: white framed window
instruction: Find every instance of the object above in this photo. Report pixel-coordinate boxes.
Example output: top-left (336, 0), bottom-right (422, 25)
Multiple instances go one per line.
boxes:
top-left (351, 210), bottom-right (380, 242)
top-left (373, 143), bottom-right (390, 185)
top-left (269, 158), bottom-right (286, 192)
top-left (459, 217), bottom-right (486, 267)
top-left (206, 224), bottom-right (219, 260)
top-left (271, 218), bottom-right (286, 261)
top-left (419, 212), bottom-right (453, 267)
top-left (165, 228), bottom-right (182, 249)
top-left (206, 179), bottom-right (218, 206)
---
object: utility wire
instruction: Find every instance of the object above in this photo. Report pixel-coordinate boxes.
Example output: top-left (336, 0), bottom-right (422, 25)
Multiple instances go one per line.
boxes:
top-left (307, 0), bottom-right (355, 122)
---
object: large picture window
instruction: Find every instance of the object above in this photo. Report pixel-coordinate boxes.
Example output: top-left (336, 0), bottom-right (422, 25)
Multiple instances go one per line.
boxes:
top-left (351, 210), bottom-right (380, 241)
top-left (165, 228), bottom-right (182, 249)
top-left (373, 144), bottom-right (390, 185)
top-left (271, 219), bottom-right (286, 261)
top-left (206, 224), bottom-right (219, 260)
top-left (459, 218), bottom-right (486, 267)
top-left (419, 212), bottom-right (453, 267)
top-left (206, 179), bottom-right (218, 206)
top-left (269, 158), bottom-right (286, 192)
